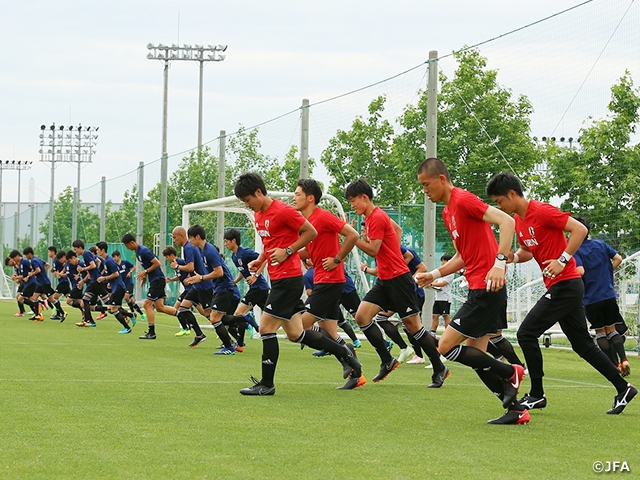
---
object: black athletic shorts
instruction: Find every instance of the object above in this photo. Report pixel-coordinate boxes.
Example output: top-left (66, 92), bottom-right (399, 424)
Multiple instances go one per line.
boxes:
top-left (433, 300), bottom-right (451, 316)
top-left (305, 282), bottom-right (344, 321)
top-left (108, 288), bottom-right (126, 306)
top-left (241, 288), bottom-right (269, 309)
top-left (184, 287), bottom-right (213, 309)
top-left (362, 273), bottom-right (420, 320)
top-left (146, 279), bottom-right (166, 302)
top-left (340, 290), bottom-right (361, 316)
top-left (177, 288), bottom-right (190, 303)
top-left (22, 283), bottom-right (36, 298)
top-left (35, 284), bottom-right (55, 296)
top-left (211, 290), bottom-right (240, 315)
top-left (17, 284), bottom-right (24, 293)
top-left (263, 276), bottom-right (305, 321)
top-left (450, 288), bottom-right (506, 339)
top-left (585, 297), bottom-right (624, 329)
top-left (69, 287), bottom-right (83, 300)
top-left (125, 284), bottom-right (134, 295)
top-left (85, 281), bottom-right (109, 298)
top-left (55, 281), bottom-right (71, 296)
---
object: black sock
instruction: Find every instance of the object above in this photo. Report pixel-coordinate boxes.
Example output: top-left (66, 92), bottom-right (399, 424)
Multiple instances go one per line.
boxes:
top-left (176, 313), bottom-right (190, 330)
top-left (491, 336), bottom-right (524, 366)
top-left (114, 312), bottom-right (130, 329)
top-left (413, 327), bottom-right (444, 371)
top-left (339, 320), bottom-right (358, 342)
top-left (296, 330), bottom-right (348, 359)
top-left (608, 331), bottom-right (627, 363)
top-left (236, 321), bottom-right (246, 346)
top-left (261, 333), bottom-right (279, 387)
top-left (53, 300), bottom-right (64, 316)
top-left (360, 321), bottom-right (393, 363)
top-left (377, 318), bottom-right (408, 349)
top-left (404, 326), bottom-right (423, 358)
top-left (486, 341), bottom-right (503, 359)
top-left (334, 335), bottom-right (346, 345)
top-left (148, 323), bottom-right (155, 335)
top-left (212, 320), bottom-right (233, 348)
top-left (83, 300), bottom-right (93, 323)
top-left (179, 310), bottom-right (202, 336)
top-left (442, 345), bottom-right (514, 378)
top-left (596, 334), bottom-right (617, 365)
top-left (18, 300), bottom-right (25, 313)
top-left (530, 377), bottom-right (544, 398)
top-left (118, 307), bottom-right (133, 318)
top-left (474, 367), bottom-right (507, 400)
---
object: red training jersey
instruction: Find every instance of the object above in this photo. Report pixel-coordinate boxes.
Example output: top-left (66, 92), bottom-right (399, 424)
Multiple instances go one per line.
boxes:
top-left (514, 200), bottom-right (580, 288)
top-left (365, 207), bottom-right (409, 280)
top-left (442, 187), bottom-right (497, 290)
top-left (306, 207), bottom-right (346, 284)
top-left (255, 198), bottom-right (306, 280)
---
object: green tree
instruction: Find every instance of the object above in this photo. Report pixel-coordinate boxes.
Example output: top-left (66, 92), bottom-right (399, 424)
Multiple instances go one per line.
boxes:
top-left (105, 185), bottom-right (139, 243)
top-left (36, 186), bottom-right (100, 254)
top-left (534, 72), bottom-right (640, 253)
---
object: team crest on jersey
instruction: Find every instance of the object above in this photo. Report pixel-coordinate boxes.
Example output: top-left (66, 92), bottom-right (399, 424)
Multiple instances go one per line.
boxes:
top-left (523, 226), bottom-right (538, 247)
top-left (528, 226), bottom-right (535, 236)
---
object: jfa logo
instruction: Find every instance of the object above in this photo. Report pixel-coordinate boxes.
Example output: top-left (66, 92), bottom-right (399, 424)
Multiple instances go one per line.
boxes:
top-left (593, 460), bottom-right (630, 473)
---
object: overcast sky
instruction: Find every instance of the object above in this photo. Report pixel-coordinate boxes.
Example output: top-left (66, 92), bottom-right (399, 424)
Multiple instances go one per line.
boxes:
top-left (1, 0), bottom-right (637, 206)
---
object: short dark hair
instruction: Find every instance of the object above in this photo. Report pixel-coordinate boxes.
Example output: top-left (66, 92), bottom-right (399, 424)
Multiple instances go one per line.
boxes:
top-left (345, 178), bottom-right (374, 201)
top-left (223, 228), bottom-right (241, 245)
top-left (66, 250), bottom-right (77, 260)
top-left (96, 241), bottom-right (108, 252)
top-left (297, 178), bottom-right (323, 204)
top-left (234, 172), bottom-right (267, 198)
top-left (9, 249), bottom-right (20, 259)
top-left (441, 253), bottom-right (453, 262)
top-left (573, 215), bottom-right (591, 235)
top-left (4, 257), bottom-right (11, 266)
top-left (187, 224), bottom-right (206, 240)
top-left (22, 246), bottom-right (34, 256)
top-left (48, 246), bottom-right (57, 254)
top-left (111, 250), bottom-right (121, 258)
top-left (72, 239), bottom-right (85, 249)
top-left (417, 157), bottom-right (451, 181)
top-left (485, 172), bottom-right (524, 198)
top-left (162, 246), bottom-right (177, 257)
top-left (56, 251), bottom-right (66, 260)
top-left (121, 233), bottom-right (136, 244)
top-left (89, 246), bottom-right (98, 254)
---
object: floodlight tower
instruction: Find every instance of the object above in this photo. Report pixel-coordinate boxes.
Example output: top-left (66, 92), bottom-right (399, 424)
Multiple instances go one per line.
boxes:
top-left (146, 42), bottom-right (227, 266)
top-left (0, 160), bottom-right (33, 257)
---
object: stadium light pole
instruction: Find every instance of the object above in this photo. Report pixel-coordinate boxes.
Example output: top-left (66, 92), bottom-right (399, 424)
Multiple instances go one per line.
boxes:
top-left (0, 160), bottom-right (33, 259)
top-left (147, 43), bottom-right (227, 267)
top-left (39, 124), bottom-right (97, 245)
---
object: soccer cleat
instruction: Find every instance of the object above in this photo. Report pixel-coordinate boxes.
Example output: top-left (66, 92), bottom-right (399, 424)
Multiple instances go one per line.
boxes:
top-left (96, 312), bottom-right (108, 320)
top-left (487, 408), bottom-right (530, 425)
top-left (353, 339), bottom-right (362, 348)
top-left (606, 384), bottom-right (637, 415)
top-left (519, 393), bottom-right (547, 410)
top-left (50, 314), bottom-right (61, 320)
top-left (407, 355), bottom-right (425, 364)
top-left (340, 343), bottom-right (362, 379)
top-left (118, 328), bottom-right (132, 334)
top-left (175, 329), bottom-right (189, 337)
top-left (336, 375), bottom-right (367, 390)
top-left (620, 360), bottom-right (631, 377)
top-left (31, 315), bottom-right (44, 322)
top-left (398, 346), bottom-right (415, 363)
top-left (427, 366), bottom-right (450, 388)
top-left (239, 376), bottom-right (275, 396)
top-left (76, 321), bottom-right (88, 327)
top-left (140, 313), bottom-right (147, 322)
top-left (502, 364), bottom-right (525, 409)
top-left (385, 340), bottom-right (393, 353)
top-left (214, 346), bottom-right (236, 355)
top-left (313, 350), bottom-right (331, 357)
top-left (235, 345), bottom-right (245, 353)
top-left (139, 331), bottom-right (156, 340)
top-left (88, 322), bottom-right (97, 327)
top-left (60, 312), bottom-right (68, 323)
top-left (373, 358), bottom-right (400, 382)
top-left (13, 312), bottom-right (25, 317)
top-left (29, 315), bottom-right (37, 321)
top-left (189, 334), bottom-right (207, 348)
top-left (131, 313), bottom-right (137, 328)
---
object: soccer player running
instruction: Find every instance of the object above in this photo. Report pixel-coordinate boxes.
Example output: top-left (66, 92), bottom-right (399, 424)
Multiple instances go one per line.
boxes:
top-left (573, 216), bottom-right (630, 376)
top-left (95, 242), bottom-right (136, 334)
top-left (414, 159), bottom-right (526, 425)
top-left (8, 249), bottom-right (40, 320)
top-left (122, 233), bottom-right (170, 340)
top-left (293, 178), bottom-right (366, 389)
top-left (112, 250), bottom-right (144, 319)
top-left (64, 250), bottom-right (86, 316)
top-left (23, 247), bottom-right (55, 321)
top-left (234, 172), bottom-right (362, 395)
top-left (47, 247), bottom-right (68, 321)
top-left (346, 178), bottom-right (447, 387)
top-left (486, 172), bottom-right (636, 416)
top-left (222, 228), bottom-right (267, 346)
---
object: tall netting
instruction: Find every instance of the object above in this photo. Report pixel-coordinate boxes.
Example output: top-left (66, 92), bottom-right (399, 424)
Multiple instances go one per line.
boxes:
top-left (3, 1), bottom-right (638, 344)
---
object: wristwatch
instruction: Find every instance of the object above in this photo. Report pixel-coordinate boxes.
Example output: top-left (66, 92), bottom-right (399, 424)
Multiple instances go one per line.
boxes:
top-left (557, 254), bottom-right (570, 266)
top-left (496, 253), bottom-right (508, 262)
top-left (333, 256), bottom-right (342, 264)
top-left (285, 247), bottom-right (294, 256)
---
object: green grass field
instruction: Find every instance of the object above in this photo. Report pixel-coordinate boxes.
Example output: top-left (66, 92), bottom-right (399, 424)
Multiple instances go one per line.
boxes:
top-left (1, 299), bottom-right (638, 479)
